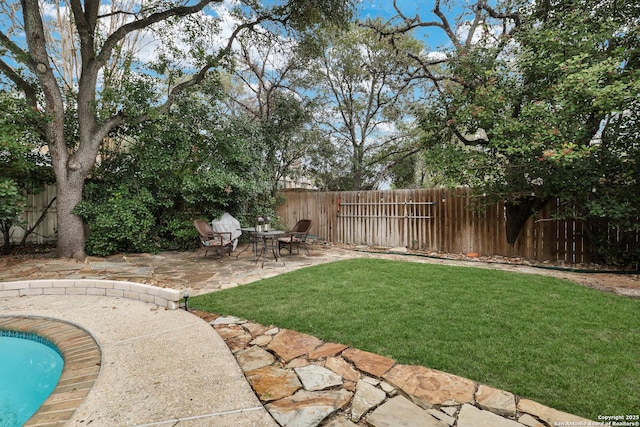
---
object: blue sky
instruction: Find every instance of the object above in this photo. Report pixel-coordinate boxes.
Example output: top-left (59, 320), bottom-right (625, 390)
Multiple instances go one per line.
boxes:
top-left (356, 0), bottom-right (468, 50)
top-left (0, 0), bottom-right (473, 90)
top-left (358, 0), bottom-right (438, 20)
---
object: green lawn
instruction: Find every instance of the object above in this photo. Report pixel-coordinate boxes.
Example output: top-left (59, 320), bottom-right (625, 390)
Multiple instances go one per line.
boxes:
top-left (190, 258), bottom-right (640, 419)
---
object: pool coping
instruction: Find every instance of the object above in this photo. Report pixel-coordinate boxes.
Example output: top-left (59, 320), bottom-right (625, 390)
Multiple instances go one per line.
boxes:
top-left (0, 279), bottom-right (182, 310)
top-left (0, 316), bottom-right (102, 427)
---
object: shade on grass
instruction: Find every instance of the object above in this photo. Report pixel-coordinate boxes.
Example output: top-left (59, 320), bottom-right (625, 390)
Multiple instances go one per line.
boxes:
top-left (190, 258), bottom-right (640, 419)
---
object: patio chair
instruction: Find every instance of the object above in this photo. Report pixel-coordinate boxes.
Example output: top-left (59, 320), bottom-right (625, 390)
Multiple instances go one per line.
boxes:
top-left (194, 219), bottom-right (233, 259)
top-left (278, 219), bottom-right (312, 256)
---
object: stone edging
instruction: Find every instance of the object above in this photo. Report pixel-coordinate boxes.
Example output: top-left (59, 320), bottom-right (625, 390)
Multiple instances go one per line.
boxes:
top-left (205, 313), bottom-right (594, 427)
top-left (0, 279), bottom-right (182, 310)
top-left (0, 316), bottom-right (101, 427)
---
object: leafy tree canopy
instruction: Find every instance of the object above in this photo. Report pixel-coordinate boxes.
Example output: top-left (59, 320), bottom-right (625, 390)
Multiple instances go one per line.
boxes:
top-left (75, 78), bottom-right (272, 255)
top-left (383, 0), bottom-right (639, 265)
top-left (0, 0), bottom-right (355, 259)
top-left (305, 21), bottom-right (424, 191)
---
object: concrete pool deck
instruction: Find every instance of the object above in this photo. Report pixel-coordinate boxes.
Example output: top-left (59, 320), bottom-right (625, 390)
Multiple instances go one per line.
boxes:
top-left (0, 294), bottom-right (276, 427)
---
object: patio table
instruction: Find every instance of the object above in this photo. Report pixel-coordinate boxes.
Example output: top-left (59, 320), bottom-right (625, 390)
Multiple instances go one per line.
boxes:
top-left (237, 227), bottom-right (285, 267)
top-left (256, 230), bottom-right (286, 267)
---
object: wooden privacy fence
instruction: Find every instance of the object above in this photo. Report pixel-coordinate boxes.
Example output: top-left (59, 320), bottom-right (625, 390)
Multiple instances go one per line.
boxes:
top-left (276, 188), bottom-right (598, 265)
top-left (4, 184), bottom-right (57, 245)
top-left (8, 185), bottom-right (633, 267)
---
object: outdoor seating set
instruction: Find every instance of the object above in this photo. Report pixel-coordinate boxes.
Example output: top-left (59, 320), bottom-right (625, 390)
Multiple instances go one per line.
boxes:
top-left (193, 214), bottom-right (311, 267)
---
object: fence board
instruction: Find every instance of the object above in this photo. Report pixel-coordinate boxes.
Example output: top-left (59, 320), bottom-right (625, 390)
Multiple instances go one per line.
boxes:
top-left (276, 188), bottom-right (638, 268)
top-left (6, 186), bottom-right (637, 268)
top-left (4, 184), bottom-right (57, 245)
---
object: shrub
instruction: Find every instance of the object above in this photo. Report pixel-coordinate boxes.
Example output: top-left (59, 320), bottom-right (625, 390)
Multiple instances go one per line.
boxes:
top-left (75, 184), bottom-right (157, 256)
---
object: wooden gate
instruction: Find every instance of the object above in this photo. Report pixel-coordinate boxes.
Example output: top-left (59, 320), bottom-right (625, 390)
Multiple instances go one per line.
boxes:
top-left (336, 190), bottom-right (436, 248)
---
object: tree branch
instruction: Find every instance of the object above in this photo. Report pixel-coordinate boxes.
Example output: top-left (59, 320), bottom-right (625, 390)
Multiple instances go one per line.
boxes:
top-left (0, 58), bottom-right (38, 107)
top-left (98, 13), bottom-right (274, 137)
top-left (430, 0), bottom-right (462, 52)
top-left (96, 0), bottom-right (219, 68)
top-left (0, 31), bottom-right (37, 70)
top-left (479, 1), bottom-right (521, 27)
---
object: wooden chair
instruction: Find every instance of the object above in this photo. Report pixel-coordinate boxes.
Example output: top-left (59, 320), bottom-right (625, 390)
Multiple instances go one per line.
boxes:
top-left (278, 219), bottom-right (312, 255)
top-left (194, 219), bottom-right (233, 259)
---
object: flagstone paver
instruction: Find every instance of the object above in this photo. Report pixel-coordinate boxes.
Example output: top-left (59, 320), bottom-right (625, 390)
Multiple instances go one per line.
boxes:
top-left (287, 357), bottom-right (311, 369)
top-left (244, 322), bottom-right (274, 337)
top-left (457, 403), bottom-right (523, 427)
top-left (225, 333), bottom-right (254, 352)
top-left (308, 342), bottom-right (348, 359)
top-left (205, 312), bottom-right (597, 427)
top-left (295, 365), bottom-right (343, 391)
top-left (251, 334), bottom-right (273, 347)
top-left (267, 329), bottom-right (324, 362)
top-left (245, 366), bottom-right (302, 402)
top-left (476, 384), bottom-right (517, 416)
top-left (213, 323), bottom-right (246, 339)
top-left (367, 396), bottom-right (448, 427)
top-left (517, 398), bottom-right (593, 426)
top-left (427, 407), bottom-right (457, 426)
top-left (341, 348), bottom-right (395, 377)
top-left (383, 364), bottom-right (476, 408)
top-left (350, 380), bottom-right (386, 422)
top-left (325, 356), bottom-right (360, 382)
top-left (519, 413), bottom-right (547, 427)
top-left (265, 389), bottom-right (352, 427)
top-left (325, 418), bottom-right (358, 427)
top-left (236, 345), bottom-right (276, 372)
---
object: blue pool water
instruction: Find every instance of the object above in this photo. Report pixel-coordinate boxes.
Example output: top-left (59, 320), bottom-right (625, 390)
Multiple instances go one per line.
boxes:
top-left (0, 332), bottom-right (64, 427)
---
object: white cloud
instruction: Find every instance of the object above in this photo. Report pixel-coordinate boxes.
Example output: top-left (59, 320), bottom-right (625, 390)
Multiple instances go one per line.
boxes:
top-left (209, 2), bottom-right (244, 53)
top-left (426, 50), bottom-right (448, 62)
top-left (39, 1), bottom-right (65, 19)
top-left (375, 121), bottom-right (398, 134)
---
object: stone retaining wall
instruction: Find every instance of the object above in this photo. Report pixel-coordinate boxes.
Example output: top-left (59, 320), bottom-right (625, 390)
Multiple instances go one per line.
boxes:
top-left (0, 279), bottom-right (182, 310)
top-left (208, 314), bottom-right (595, 427)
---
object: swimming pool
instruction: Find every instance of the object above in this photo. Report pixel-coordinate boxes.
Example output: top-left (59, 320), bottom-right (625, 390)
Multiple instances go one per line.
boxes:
top-left (0, 332), bottom-right (64, 427)
top-left (0, 316), bottom-right (101, 426)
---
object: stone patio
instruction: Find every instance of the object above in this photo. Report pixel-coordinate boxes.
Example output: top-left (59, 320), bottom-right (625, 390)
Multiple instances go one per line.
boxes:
top-left (2, 243), bottom-right (639, 298)
top-left (197, 313), bottom-right (594, 427)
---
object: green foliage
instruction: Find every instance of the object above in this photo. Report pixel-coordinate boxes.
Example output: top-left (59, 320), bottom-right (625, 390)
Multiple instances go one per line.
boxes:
top-left (99, 69), bottom-right (161, 122)
top-left (1, 0), bottom-right (356, 259)
top-left (76, 84), bottom-right (273, 255)
top-left (75, 184), bottom-right (157, 256)
top-left (258, 92), bottom-right (316, 195)
top-left (271, 0), bottom-right (355, 32)
top-left (306, 21), bottom-right (423, 190)
top-left (0, 92), bottom-right (54, 248)
top-left (0, 178), bottom-right (25, 248)
top-left (0, 92), bottom-right (53, 192)
top-left (408, 0), bottom-right (639, 265)
top-left (222, 28), bottom-right (321, 196)
top-left (158, 214), bottom-right (198, 250)
top-left (388, 155), bottom-right (418, 189)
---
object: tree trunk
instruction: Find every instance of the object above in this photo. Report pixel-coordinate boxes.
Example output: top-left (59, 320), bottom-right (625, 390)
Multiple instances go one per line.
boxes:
top-left (504, 196), bottom-right (550, 244)
top-left (1, 222), bottom-right (11, 253)
top-left (54, 173), bottom-right (88, 260)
